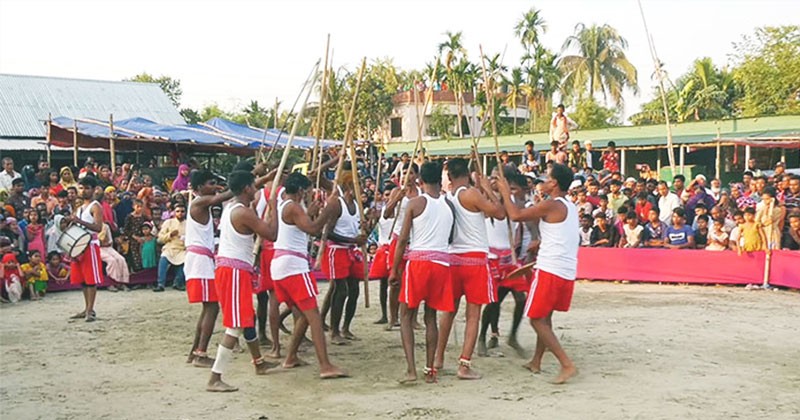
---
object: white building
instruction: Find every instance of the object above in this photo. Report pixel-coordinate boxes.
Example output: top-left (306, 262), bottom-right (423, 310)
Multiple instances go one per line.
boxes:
top-left (388, 89), bottom-right (530, 142)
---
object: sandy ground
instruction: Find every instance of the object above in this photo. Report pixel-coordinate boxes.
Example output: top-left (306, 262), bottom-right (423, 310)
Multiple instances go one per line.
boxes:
top-left (1, 281), bottom-right (799, 420)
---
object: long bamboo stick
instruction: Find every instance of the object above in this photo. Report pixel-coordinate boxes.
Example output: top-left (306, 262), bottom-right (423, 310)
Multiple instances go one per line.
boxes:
top-left (347, 140), bottom-right (370, 308)
top-left (479, 45), bottom-right (517, 265)
top-left (263, 61), bottom-right (320, 163)
top-left (310, 34), bottom-right (331, 175)
top-left (269, 61), bottom-right (320, 199)
top-left (109, 114), bottom-right (116, 173)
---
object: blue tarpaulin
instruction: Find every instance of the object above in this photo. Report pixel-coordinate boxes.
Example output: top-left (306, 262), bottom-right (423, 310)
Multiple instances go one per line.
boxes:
top-left (49, 116), bottom-right (344, 152)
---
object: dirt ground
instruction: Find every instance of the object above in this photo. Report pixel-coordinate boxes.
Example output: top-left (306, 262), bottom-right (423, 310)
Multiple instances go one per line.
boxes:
top-left (1, 281), bottom-right (798, 420)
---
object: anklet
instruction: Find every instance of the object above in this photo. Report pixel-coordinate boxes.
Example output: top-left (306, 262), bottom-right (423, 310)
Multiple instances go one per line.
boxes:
top-left (458, 357), bottom-right (472, 368)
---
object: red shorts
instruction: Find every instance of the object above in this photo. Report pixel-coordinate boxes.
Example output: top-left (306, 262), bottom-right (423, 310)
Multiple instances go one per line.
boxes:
top-left (400, 260), bottom-right (454, 312)
top-left (186, 278), bottom-right (218, 303)
top-left (387, 237), bottom-right (406, 273)
top-left (493, 260), bottom-right (530, 293)
top-left (524, 269), bottom-right (575, 319)
top-left (70, 243), bottom-right (103, 286)
top-left (215, 266), bottom-right (255, 328)
top-left (273, 272), bottom-right (318, 311)
top-left (321, 246), bottom-right (364, 280)
top-left (255, 247), bottom-right (275, 293)
top-left (368, 244), bottom-right (390, 279)
top-left (450, 253), bottom-right (496, 305)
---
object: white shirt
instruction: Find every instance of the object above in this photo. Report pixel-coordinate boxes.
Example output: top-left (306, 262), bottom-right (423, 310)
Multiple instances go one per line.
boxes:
top-left (535, 197), bottom-right (579, 280)
top-left (0, 170), bottom-right (21, 192)
top-left (658, 193), bottom-right (681, 224)
top-left (271, 199), bottom-right (310, 279)
top-left (579, 227), bottom-right (593, 246)
top-left (448, 186), bottom-right (489, 254)
top-left (184, 198), bottom-right (216, 280)
top-left (217, 202), bottom-right (255, 265)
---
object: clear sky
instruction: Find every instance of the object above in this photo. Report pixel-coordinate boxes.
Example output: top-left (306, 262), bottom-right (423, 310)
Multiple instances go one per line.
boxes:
top-left (1, 0), bottom-right (797, 121)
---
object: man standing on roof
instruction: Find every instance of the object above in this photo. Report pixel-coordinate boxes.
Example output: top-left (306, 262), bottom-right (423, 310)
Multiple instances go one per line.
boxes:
top-left (549, 104), bottom-right (578, 150)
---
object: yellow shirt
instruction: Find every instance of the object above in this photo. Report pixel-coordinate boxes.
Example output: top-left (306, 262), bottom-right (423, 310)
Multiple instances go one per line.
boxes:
top-left (739, 222), bottom-right (763, 252)
top-left (20, 262), bottom-right (48, 284)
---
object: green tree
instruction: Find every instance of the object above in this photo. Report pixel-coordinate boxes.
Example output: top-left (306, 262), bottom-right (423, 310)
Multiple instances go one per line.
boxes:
top-left (125, 73), bottom-right (183, 108)
top-left (427, 105), bottom-right (456, 139)
top-left (438, 31), bottom-right (470, 137)
top-left (503, 67), bottom-right (525, 134)
top-left (571, 97), bottom-right (620, 129)
top-left (199, 104), bottom-right (230, 122)
top-left (675, 58), bottom-right (738, 121)
top-left (732, 25), bottom-right (800, 117)
top-left (232, 100), bottom-right (272, 128)
top-left (180, 108), bottom-right (201, 124)
top-left (557, 23), bottom-right (638, 106)
top-left (522, 46), bottom-right (561, 132)
top-left (514, 7), bottom-right (547, 55)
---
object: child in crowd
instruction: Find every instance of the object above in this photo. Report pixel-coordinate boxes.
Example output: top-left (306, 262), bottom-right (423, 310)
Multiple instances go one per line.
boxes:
top-left (614, 206), bottom-right (628, 239)
top-left (665, 208), bottom-right (695, 249)
top-left (54, 190), bottom-right (71, 215)
top-left (706, 218), bottom-right (729, 251)
top-left (590, 213), bottom-right (617, 247)
top-left (139, 222), bottom-right (157, 270)
top-left (591, 194), bottom-right (614, 225)
top-left (1, 253), bottom-right (23, 303)
top-left (25, 210), bottom-right (46, 258)
top-left (728, 210), bottom-right (745, 252)
top-left (575, 188), bottom-right (593, 216)
top-left (692, 203), bottom-right (708, 230)
top-left (644, 208), bottom-right (666, 248)
top-left (738, 207), bottom-right (766, 254)
top-left (781, 213), bottom-right (800, 250)
top-left (45, 251), bottom-right (69, 285)
top-left (21, 250), bottom-right (47, 300)
top-left (607, 180), bottom-right (627, 214)
top-left (694, 214), bottom-right (709, 249)
top-left (621, 212), bottom-right (643, 248)
top-left (579, 214), bottom-right (593, 246)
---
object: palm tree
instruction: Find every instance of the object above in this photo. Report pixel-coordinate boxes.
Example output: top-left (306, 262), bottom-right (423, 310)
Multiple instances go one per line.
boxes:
top-left (558, 23), bottom-right (639, 106)
top-left (438, 32), bottom-right (470, 137)
top-left (515, 7), bottom-right (547, 55)
top-left (504, 67), bottom-right (525, 133)
top-left (522, 46), bottom-right (561, 132)
top-left (675, 58), bottom-right (731, 121)
top-left (438, 31), bottom-right (467, 73)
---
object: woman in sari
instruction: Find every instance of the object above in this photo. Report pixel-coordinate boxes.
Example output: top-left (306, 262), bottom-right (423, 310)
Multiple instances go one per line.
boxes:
top-left (171, 164), bottom-right (190, 193)
top-left (53, 167), bottom-right (77, 195)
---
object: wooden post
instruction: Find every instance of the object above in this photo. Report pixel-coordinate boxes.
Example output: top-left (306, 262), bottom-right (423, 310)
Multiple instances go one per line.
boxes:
top-left (109, 114), bottom-right (117, 173)
top-left (73, 120), bottom-right (79, 167)
top-left (780, 148), bottom-right (786, 163)
top-left (656, 148), bottom-right (662, 176)
top-left (482, 154), bottom-right (488, 176)
top-left (745, 145), bottom-right (751, 167)
top-left (621, 149), bottom-right (627, 176)
top-left (679, 145), bottom-right (685, 175)
top-left (310, 34), bottom-right (331, 179)
top-left (46, 113), bottom-right (52, 166)
top-left (715, 141), bottom-right (721, 181)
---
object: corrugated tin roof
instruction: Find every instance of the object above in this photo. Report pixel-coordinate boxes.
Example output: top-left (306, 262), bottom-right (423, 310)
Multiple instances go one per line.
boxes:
top-left (385, 115), bottom-right (800, 156)
top-left (0, 73), bottom-right (185, 139)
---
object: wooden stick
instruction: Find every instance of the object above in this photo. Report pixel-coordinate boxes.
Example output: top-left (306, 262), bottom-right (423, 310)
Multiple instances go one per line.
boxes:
top-left (46, 113), bottom-right (52, 166)
top-left (109, 114), bottom-right (116, 173)
top-left (479, 44), bottom-right (517, 265)
top-left (73, 119), bottom-right (78, 167)
top-left (264, 61), bottom-right (320, 163)
top-left (270, 61), bottom-right (321, 199)
top-left (310, 34), bottom-right (331, 175)
top-left (348, 140), bottom-right (370, 308)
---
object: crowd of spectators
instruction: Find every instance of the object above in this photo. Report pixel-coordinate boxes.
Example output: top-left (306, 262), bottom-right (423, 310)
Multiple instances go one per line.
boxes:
top-left (0, 157), bottom-right (195, 302)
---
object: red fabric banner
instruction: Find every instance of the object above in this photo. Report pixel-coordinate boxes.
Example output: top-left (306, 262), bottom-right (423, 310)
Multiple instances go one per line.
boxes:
top-left (576, 248), bottom-right (767, 285)
top-left (768, 250), bottom-right (800, 289)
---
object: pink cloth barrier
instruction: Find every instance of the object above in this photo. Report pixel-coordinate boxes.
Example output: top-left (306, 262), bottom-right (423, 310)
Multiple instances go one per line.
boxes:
top-left (768, 250), bottom-right (800, 289)
top-left (576, 248), bottom-right (768, 285)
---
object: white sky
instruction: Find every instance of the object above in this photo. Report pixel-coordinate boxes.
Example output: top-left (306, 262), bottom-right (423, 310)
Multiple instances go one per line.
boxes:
top-left (1, 0), bottom-right (798, 122)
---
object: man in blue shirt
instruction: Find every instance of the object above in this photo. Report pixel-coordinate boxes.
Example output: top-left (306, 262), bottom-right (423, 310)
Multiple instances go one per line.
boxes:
top-left (665, 208), bottom-right (695, 249)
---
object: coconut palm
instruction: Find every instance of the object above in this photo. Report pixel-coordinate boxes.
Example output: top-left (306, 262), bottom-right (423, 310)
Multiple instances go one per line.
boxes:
top-left (438, 31), bottom-right (467, 72)
top-left (504, 67), bottom-right (525, 134)
top-left (522, 46), bottom-right (561, 132)
top-left (675, 58), bottom-right (734, 121)
top-left (515, 7), bottom-right (547, 54)
top-left (558, 23), bottom-right (639, 106)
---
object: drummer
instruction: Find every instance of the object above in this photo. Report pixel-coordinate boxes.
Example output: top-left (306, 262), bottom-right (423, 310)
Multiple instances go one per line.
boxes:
top-left (66, 176), bottom-right (105, 322)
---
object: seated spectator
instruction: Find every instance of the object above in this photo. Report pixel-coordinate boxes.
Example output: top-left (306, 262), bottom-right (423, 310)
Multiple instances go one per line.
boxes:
top-left (692, 203), bottom-right (708, 230)
top-left (1, 253), bottom-right (23, 303)
top-left (710, 205), bottom-right (736, 234)
top-left (694, 214), bottom-right (710, 249)
top-left (99, 223), bottom-right (129, 292)
top-left (579, 214), bottom-right (593, 246)
top-left (706, 218), bottom-right (729, 251)
top-left (154, 204), bottom-right (186, 292)
top-left (665, 208), bottom-right (695, 249)
top-left (575, 188), bottom-right (593, 216)
top-left (614, 206), bottom-right (628, 239)
top-left (781, 213), bottom-right (800, 250)
top-left (31, 187), bottom-right (58, 217)
top-left (54, 190), bottom-right (71, 216)
top-left (634, 192), bottom-right (653, 225)
top-left (45, 251), bottom-right (69, 286)
top-left (607, 180), bottom-right (626, 214)
top-left (139, 222), bottom-right (157, 270)
top-left (20, 250), bottom-right (47, 300)
top-left (643, 208), bottom-right (666, 248)
top-left (738, 207), bottom-right (766, 253)
top-left (620, 212), bottom-right (643, 248)
top-left (590, 213), bottom-right (617, 247)
top-left (585, 181), bottom-right (601, 207)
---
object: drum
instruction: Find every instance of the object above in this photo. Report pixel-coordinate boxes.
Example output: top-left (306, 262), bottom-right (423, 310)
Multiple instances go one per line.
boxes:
top-left (58, 224), bottom-right (92, 258)
top-left (505, 262), bottom-right (536, 280)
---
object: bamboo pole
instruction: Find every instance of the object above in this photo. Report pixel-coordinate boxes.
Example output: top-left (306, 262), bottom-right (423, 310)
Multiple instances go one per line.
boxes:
top-left (73, 120), bottom-right (79, 167)
top-left (269, 61), bottom-right (320, 199)
top-left (479, 44), bottom-right (516, 265)
top-left (264, 61), bottom-right (320, 163)
top-left (348, 140), bottom-right (370, 308)
top-left (46, 113), bottom-right (52, 166)
top-left (109, 114), bottom-right (117, 173)
top-left (311, 34), bottom-right (331, 185)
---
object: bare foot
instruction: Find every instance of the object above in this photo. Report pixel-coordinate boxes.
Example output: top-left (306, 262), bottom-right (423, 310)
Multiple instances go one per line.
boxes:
top-left (298, 336), bottom-right (313, 352)
top-left (192, 356), bottom-right (215, 368)
top-left (186, 353), bottom-right (195, 364)
top-left (374, 318), bottom-right (388, 325)
top-left (206, 380), bottom-right (238, 392)
top-left (488, 335), bottom-right (499, 349)
top-left (69, 310), bottom-right (86, 319)
top-left (319, 365), bottom-right (349, 379)
top-left (342, 331), bottom-right (360, 341)
top-left (281, 358), bottom-right (309, 369)
top-left (522, 361), bottom-right (541, 374)
top-left (264, 349), bottom-right (282, 359)
top-left (412, 322), bottom-right (422, 330)
top-left (330, 334), bottom-right (349, 346)
top-left (254, 358), bottom-right (280, 375)
top-left (551, 365), bottom-right (577, 384)
top-left (259, 336), bottom-right (272, 347)
top-left (457, 365), bottom-right (482, 380)
top-left (423, 367), bottom-right (438, 384)
top-left (477, 339), bottom-right (488, 357)
top-left (398, 371), bottom-right (417, 385)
